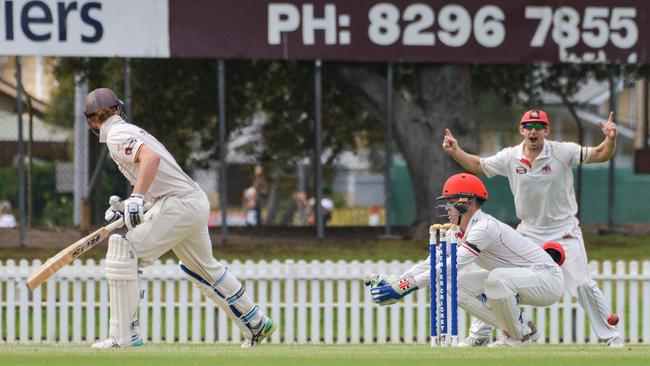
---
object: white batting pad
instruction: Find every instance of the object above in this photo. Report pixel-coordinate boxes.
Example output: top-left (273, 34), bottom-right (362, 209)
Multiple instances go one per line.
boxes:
top-left (180, 262), bottom-right (264, 340)
top-left (106, 234), bottom-right (140, 346)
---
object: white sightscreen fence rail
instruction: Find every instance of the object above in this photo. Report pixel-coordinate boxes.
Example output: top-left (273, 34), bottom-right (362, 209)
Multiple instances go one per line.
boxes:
top-left (1, 259), bottom-right (649, 344)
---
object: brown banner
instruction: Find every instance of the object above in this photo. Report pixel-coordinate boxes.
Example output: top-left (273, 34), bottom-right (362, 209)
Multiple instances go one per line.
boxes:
top-left (169, 0), bottom-right (648, 63)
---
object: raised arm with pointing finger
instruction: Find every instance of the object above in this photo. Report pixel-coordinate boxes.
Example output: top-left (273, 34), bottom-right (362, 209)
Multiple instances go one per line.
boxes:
top-left (441, 109), bottom-right (623, 348)
top-left (442, 128), bottom-right (484, 175)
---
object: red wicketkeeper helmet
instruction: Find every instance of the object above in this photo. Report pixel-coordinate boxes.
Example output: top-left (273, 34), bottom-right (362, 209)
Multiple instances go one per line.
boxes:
top-left (543, 242), bottom-right (566, 266)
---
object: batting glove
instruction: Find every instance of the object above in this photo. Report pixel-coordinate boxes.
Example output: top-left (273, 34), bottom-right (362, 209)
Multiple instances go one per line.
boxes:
top-left (370, 275), bottom-right (418, 306)
top-left (104, 195), bottom-right (124, 224)
top-left (124, 193), bottom-right (145, 230)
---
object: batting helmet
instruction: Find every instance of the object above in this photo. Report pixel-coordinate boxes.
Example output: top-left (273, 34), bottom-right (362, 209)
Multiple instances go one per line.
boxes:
top-left (543, 242), bottom-right (566, 266)
top-left (520, 109), bottom-right (549, 126)
top-left (437, 173), bottom-right (489, 201)
top-left (84, 88), bottom-right (118, 117)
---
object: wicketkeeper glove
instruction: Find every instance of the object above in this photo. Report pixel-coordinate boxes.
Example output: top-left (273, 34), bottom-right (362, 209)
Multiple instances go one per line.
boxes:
top-left (124, 193), bottom-right (145, 230)
top-left (363, 273), bottom-right (394, 288)
top-left (369, 275), bottom-right (418, 306)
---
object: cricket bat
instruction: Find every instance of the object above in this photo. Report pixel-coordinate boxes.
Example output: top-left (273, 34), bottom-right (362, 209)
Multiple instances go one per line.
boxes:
top-left (26, 219), bottom-right (124, 291)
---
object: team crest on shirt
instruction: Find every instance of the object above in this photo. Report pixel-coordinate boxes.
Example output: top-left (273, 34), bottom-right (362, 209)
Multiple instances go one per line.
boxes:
top-left (125, 139), bottom-right (137, 155)
top-left (516, 166), bottom-right (527, 174)
top-left (541, 163), bottom-right (552, 175)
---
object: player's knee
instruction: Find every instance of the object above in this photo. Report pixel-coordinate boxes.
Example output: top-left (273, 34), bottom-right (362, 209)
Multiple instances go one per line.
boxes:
top-left (485, 272), bottom-right (513, 299)
top-left (106, 235), bottom-right (138, 281)
top-left (457, 274), bottom-right (474, 301)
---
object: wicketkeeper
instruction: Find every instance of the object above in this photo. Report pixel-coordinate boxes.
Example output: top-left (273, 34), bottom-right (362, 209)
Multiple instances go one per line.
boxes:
top-left (366, 173), bottom-right (565, 347)
top-left (85, 88), bottom-right (277, 348)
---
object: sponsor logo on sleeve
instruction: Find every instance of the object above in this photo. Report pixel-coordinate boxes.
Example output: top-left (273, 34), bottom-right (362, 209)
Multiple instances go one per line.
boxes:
top-left (125, 139), bottom-right (138, 155)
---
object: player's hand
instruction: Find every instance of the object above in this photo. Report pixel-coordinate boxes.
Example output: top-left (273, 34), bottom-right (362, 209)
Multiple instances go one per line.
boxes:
top-left (370, 275), bottom-right (418, 306)
top-left (104, 195), bottom-right (124, 224)
top-left (124, 193), bottom-right (145, 230)
top-left (442, 129), bottom-right (459, 154)
top-left (599, 112), bottom-right (617, 139)
top-left (363, 273), bottom-right (394, 288)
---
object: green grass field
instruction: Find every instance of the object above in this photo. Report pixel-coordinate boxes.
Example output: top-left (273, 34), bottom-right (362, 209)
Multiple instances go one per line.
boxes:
top-left (2, 344), bottom-right (650, 366)
top-left (2, 234), bottom-right (650, 262)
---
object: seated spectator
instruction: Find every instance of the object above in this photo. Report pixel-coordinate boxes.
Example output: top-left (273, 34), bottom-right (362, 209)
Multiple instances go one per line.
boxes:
top-left (0, 200), bottom-right (16, 228)
top-left (368, 205), bottom-right (381, 226)
top-left (292, 190), bottom-right (334, 226)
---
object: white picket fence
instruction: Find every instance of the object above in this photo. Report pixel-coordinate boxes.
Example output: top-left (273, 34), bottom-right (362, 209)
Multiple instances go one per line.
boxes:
top-left (1, 259), bottom-right (649, 344)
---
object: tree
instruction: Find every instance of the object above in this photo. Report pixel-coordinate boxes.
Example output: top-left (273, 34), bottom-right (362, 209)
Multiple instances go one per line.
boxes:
top-left (336, 64), bottom-right (477, 237)
top-left (47, 58), bottom-right (646, 237)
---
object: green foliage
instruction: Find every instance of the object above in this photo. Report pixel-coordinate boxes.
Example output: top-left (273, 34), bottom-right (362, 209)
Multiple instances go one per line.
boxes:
top-left (41, 195), bottom-right (73, 227)
top-left (46, 59), bottom-right (383, 176)
top-left (44, 59), bottom-right (650, 235)
top-left (0, 164), bottom-right (18, 207)
top-left (0, 162), bottom-right (72, 226)
top-left (2, 233), bottom-right (647, 262)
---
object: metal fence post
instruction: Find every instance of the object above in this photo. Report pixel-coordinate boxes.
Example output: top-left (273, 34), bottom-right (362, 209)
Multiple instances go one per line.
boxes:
top-left (218, 59), bottom-right (228, 241)
top-left (314, 60), bottom-right (324, 239)
top-left (384, 63), bottom-right (394, 235)
top-left (15, 56), bottom-right (26, 246)
top-left (607, 65), bottom-right (617, 231)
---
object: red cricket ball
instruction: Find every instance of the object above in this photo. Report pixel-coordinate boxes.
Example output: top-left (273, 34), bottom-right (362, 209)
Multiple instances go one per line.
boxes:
top-left (607, 313), bottom-right (619, 326)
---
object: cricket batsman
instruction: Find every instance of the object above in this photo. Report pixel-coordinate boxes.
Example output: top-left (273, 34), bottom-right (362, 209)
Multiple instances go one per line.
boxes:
top-left (84, 88), bottom-right (277, 348)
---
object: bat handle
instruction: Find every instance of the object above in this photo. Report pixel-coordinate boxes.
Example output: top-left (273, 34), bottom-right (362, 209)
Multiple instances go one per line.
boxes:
top-left (106, 217), bottom-right (125, 231)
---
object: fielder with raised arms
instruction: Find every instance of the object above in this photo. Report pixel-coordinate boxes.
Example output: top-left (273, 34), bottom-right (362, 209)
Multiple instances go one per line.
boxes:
top-left (443, 109), bottom-right (622, 347)
top-left (367, 173), bottom-right (565, 347)
top-left (84, 88), bottom-right (277, 348)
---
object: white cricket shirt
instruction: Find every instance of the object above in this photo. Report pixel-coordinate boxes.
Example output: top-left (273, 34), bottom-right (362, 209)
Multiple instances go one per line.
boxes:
top-left (100, 116), bottom-right (200, 199)
top-left (480, 140), bottom-right (591, 235)
top-left (458, 210), bottom-right (557, 271)
top-left (405, 212), bottom-right (556, 288)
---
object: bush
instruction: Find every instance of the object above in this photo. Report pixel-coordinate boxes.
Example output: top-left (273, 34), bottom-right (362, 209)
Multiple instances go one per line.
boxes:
top-left (0, 162), bottom-right (73, 227)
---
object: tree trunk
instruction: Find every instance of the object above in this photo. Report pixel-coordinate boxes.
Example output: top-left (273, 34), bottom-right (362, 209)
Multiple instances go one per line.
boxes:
top-left (337, 64), bottom-right (477, 238)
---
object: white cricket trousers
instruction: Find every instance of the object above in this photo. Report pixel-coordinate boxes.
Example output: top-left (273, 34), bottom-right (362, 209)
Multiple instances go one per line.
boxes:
top-left (519, 222), bottom-right (620, 341)
top-left (458, 265), bottom-right (563, 337)
top-left (126, 190), bottom-right (225, 283)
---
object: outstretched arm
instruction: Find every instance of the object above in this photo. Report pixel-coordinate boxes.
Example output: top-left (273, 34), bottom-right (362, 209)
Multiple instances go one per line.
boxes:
top-left (586, 112), bottom-right (617, 163)
top-left (442, 129), bottom-right (485, 175)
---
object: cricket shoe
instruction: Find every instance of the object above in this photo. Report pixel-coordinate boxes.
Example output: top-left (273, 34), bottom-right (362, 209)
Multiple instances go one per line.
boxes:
top-left (241, 317), bottom-right (278, 348)
top-left (607, 335), bottom-right (625, 348)
top-left (457, 335), bottom-right (490, 347)
top-left (488, 321), bottom-right (538, 348)
top-left (92, 320), bottom-right (144, 348)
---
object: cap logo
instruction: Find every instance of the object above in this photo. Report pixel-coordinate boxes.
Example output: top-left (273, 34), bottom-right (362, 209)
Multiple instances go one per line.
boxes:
top-left (531, 110), bottom-right (539, 119)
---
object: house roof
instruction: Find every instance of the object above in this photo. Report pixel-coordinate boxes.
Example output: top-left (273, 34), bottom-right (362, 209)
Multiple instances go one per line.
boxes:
top-left (0, 76), bottom-right (71, 143)
top-left (0, 109), bottom-right (71, 142)
top-left (0, 77), bottom-right (47, 116)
